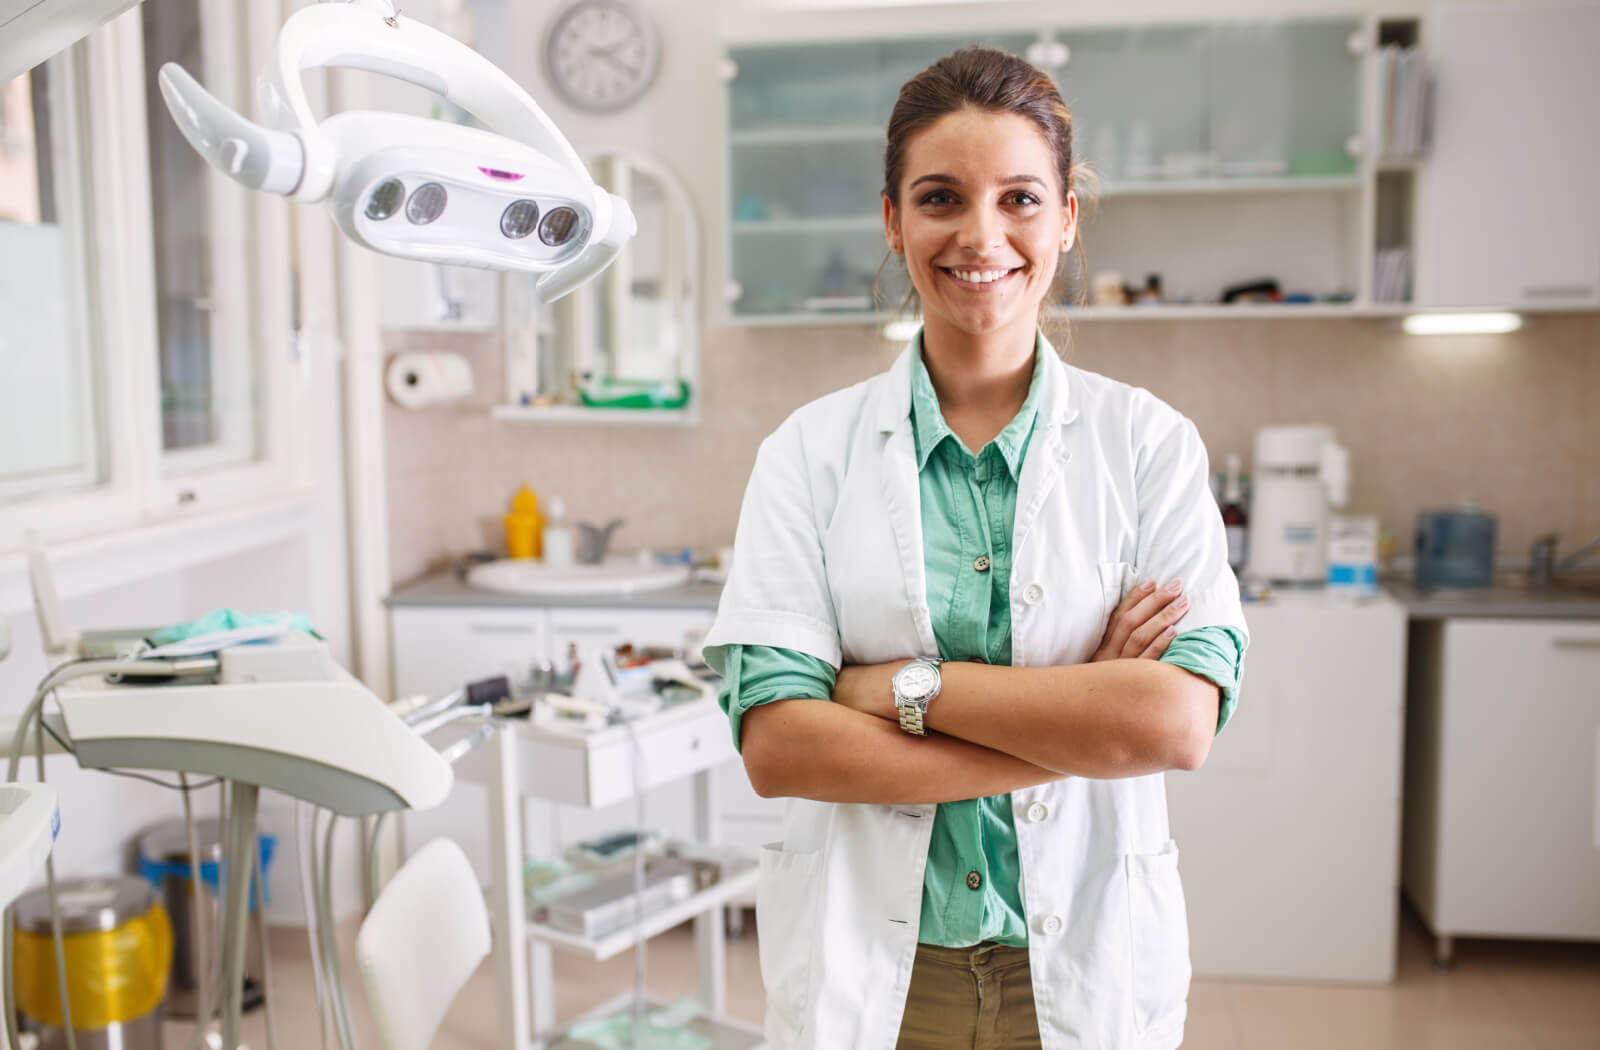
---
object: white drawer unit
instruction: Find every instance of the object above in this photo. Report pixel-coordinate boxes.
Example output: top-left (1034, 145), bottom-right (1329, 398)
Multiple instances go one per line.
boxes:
top-left (1402, 618), bottom-right (1600, 962)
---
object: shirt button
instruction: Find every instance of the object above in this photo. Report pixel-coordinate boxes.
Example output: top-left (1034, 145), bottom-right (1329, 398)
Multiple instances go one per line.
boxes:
top-left (1026, 802), bottom-right (1049, 823)
top-left (967, 871), bottom-right (983, 891)
top-left (974, 555), bottom-right (991, 573)
top-left (1041, 914), bottom-right (1064, 935)
top-left (1022, 583), bottom-right (1045, 605)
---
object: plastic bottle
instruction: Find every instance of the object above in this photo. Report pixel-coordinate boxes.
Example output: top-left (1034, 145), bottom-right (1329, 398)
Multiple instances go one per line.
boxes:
top-left (1221, 454), bottom-right (1249, 573)
top-left (542, 495), bottom-right (575, 567)
top-left (503, 485), bottom-right (543, 560)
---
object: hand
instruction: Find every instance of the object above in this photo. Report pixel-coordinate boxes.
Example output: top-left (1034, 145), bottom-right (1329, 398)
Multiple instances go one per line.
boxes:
top-left (832, 661), bottom-right (909, 721)
top-left (1092, 580), bottom-right (1190, 662)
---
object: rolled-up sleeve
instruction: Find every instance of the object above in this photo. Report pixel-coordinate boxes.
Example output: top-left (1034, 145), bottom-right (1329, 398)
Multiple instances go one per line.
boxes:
top-left (1160, 625), bottom-right (1248, 733)
top-left (716, 643), bottom-right (837, 752)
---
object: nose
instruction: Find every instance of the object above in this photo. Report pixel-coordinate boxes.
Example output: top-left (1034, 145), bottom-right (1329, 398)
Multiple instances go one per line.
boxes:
top-left (956, 200), bottom-right (1005, 254)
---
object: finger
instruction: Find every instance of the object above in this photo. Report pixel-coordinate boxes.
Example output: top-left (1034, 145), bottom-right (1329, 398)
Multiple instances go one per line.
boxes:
top-left (1138, 624), bottom-right (1178, 659)
top-left (1123, 593), bottom-right (1190, 657)
top-left (1100, 580), bottom-right (1158, 656)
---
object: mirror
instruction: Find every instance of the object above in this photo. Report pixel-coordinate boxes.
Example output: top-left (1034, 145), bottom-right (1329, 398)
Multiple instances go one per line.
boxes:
top-left (519, 151), bottom-right (698, 417)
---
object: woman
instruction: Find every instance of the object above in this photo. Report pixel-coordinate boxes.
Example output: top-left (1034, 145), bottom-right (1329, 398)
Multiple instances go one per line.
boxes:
top-left (703, 47), bottom-right (1248, 1050)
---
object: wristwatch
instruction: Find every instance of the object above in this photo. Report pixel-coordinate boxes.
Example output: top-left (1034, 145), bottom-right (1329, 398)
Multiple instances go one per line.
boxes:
top-left (892, 659), bottom-right (943, 736)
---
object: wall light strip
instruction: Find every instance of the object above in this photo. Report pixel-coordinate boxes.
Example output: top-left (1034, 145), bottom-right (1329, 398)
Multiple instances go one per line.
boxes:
top-left (1402, 312), bottom-right (1524, 336)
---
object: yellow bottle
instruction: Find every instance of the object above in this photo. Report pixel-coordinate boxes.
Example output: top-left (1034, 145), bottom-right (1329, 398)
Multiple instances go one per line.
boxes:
top-left (504, 485), bottom-right (543, 560)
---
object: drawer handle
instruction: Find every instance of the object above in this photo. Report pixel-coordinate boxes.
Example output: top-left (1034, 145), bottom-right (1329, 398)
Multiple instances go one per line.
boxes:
top-left (1551, 638), bottom-right (1600, 650)
top-left (552, 625), bottom-right (623, 637)
top-left (468, 623), bottom-right (536, 635)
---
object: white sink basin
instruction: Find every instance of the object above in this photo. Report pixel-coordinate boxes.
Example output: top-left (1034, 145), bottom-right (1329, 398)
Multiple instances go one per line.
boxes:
top-left (466, 557), bottom-right (692, 598)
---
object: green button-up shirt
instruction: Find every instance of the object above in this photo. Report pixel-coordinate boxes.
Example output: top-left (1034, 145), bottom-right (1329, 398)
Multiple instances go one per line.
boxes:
top-left (718, 331), bottom-right (1246, 948)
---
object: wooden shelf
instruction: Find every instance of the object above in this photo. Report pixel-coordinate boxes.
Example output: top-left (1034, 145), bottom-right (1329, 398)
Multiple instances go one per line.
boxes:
top-left (527, 865), bottom-right (760, 961)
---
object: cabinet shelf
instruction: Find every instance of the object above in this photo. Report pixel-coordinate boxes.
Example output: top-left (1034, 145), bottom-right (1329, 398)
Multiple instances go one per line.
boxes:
top-left (1098, 174), bottom-right (1364, 198)
top-left (545, 994), bottom-right (765, 1050)
top-left (527, 864), bottom-right (760, 962)
top-left (729, 125), bottom-right (882, 146)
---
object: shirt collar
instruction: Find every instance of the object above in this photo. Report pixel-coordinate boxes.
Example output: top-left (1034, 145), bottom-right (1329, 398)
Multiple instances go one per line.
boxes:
top-left (877, 325), bottom-right (1078, 437)
top-left (908, 329), bottom-right (1047, 480)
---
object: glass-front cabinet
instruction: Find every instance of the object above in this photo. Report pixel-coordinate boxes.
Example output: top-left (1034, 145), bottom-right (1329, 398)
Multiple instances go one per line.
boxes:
top-left (725, 18), bottom-right (1366, 322)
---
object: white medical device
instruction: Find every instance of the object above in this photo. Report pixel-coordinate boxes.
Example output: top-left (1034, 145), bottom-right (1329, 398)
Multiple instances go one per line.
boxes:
top-left (156, 0), bottom-right (636, 299)
top-left (0, 785), bottom-right (58, 913)
top-left (1246, 424), bottom-right (1351, 585)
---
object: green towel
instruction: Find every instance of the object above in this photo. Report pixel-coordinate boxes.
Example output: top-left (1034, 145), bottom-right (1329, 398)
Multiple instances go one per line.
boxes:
top-left (147, 608), bottom-right (317, 647)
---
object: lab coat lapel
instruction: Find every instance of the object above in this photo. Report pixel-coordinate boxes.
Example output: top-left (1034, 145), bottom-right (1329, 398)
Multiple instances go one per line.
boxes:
top-left (877, 348), bottom-right (940, 659)
top-left (1012, 346), bottom-right (1081, 652)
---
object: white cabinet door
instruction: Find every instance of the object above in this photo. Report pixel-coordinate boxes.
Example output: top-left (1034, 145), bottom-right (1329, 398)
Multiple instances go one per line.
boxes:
top-left (390, 605), bottom-right (550, 699)
top-left (1404, 619), bottom-right (1600, 940)
top-left (1167, 595), bottom-right (1409, 981)
top-left (1415, 3), bottom-right (1600, 309)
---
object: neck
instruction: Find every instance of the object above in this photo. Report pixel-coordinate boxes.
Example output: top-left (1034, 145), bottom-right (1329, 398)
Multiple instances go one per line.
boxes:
top-left (919, 313), bottom-right (1037, 420)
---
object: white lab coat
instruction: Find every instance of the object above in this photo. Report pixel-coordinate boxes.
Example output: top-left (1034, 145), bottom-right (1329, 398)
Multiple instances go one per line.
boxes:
top-left (703, 336), bottom-right (1249, 1050)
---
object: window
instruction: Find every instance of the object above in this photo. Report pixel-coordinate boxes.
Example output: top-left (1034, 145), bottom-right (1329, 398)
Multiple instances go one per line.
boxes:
top-left (0, 57), bottom-right (109, 507)
top-left (0, 0), bottom-right (295, 550)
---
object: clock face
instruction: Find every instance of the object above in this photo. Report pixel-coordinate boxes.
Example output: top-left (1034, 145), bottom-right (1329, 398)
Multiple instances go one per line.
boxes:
top-left (897, 664), bottom-right (938, 701)
top-left (545, 0), bottom-right (660, 114)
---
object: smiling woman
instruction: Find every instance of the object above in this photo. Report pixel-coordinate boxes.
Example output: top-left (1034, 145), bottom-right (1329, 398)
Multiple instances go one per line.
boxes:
top-left (705, 46), bottom-right (1249, 1050)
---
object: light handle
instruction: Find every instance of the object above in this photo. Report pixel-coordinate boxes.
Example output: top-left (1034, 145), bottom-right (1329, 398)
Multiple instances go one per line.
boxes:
top-left (158, 63), bottom-right (306, 196)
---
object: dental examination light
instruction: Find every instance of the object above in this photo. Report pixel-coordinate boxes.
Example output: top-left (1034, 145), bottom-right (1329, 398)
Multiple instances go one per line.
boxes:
top-left (156, 0), bottom-right (636, 302)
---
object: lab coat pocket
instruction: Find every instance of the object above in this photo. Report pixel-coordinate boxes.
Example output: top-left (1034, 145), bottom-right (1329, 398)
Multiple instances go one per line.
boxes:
top-left (756, 843), bottom-right (821, 1040)
top-left (1126, 840), bottom-right (1192, 1039)
top-left (1097, 560), bottom-right (1142, 621)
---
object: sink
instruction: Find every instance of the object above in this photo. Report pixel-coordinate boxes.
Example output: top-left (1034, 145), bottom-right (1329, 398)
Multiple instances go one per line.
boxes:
top-left (465, 557), bottom-right (692, 598)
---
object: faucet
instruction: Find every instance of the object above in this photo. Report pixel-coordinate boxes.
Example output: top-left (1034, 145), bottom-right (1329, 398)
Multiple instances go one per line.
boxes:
top-left (1529, 533), bottom-right (1600, 588)
top-left (576, 518), bottom-right (625, 564)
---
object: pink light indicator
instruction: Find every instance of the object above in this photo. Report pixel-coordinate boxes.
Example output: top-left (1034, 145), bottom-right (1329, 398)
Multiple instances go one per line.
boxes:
top-left (478, 166), bottom-right (525, 182)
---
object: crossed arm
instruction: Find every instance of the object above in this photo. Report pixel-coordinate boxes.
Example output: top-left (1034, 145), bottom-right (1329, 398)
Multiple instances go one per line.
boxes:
top-left (740, 581), bottom-right (1222, 804)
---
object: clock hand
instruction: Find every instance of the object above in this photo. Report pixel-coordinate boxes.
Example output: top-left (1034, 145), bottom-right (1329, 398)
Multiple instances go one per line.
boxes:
top-left (586, 45), bottom-right (641, 79)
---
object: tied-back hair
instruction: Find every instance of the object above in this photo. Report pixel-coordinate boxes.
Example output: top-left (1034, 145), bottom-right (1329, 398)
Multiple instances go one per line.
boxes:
top-left (876, 46), bottom-right (1092, 344)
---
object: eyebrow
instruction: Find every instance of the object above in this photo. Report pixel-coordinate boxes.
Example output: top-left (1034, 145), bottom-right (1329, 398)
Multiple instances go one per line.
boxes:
top-left (908, 173), bottom-right (1048, 190)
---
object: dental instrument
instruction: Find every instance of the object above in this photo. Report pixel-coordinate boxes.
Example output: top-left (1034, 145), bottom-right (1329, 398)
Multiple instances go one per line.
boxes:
top-left (155, 0), bottom-right (635, 299)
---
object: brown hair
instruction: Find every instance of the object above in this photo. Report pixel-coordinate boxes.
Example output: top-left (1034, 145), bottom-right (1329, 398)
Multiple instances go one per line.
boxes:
top-left (876, 46), bottom-right (1089, 340)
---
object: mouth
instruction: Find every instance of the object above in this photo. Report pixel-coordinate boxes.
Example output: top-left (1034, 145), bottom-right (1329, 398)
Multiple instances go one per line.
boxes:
top-left (939, 266), bottom-right (1024, 291)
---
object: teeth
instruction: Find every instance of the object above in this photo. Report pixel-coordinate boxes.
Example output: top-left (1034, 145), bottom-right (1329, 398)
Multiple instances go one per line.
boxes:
top-left (949, 269), bottom-right (1014, 284)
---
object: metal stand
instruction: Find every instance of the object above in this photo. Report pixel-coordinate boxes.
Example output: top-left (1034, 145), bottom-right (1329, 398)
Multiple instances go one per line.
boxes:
top-left (218, 781), bottom-right (260, 1050)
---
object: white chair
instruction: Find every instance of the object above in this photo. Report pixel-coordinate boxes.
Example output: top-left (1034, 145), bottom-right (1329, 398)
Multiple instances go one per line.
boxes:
top-left (356, 838), bottom-right (491, 1050)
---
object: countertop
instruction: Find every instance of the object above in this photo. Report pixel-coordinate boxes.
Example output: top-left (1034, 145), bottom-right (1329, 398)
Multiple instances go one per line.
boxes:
top-left (386, 569), bottom-right (1600, 621)
top-left (385, 569), bottom-right (725, 612)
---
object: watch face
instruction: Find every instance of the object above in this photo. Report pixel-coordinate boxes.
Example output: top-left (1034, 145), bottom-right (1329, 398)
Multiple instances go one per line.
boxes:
top-left (545, 0), bottom-right (660, 114)
top-left (895, 663), bottom-right (939, 703)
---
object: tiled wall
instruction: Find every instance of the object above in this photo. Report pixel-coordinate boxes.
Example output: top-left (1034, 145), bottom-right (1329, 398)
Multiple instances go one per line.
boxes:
top-left (384, 314), bottom-right (1600, 588)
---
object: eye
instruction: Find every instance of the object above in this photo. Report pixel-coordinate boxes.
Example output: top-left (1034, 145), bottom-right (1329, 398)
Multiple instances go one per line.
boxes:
top-left (918, 189), bottom-right (956, 206)
top-left (1005, 190), bottom-right (1042, 207)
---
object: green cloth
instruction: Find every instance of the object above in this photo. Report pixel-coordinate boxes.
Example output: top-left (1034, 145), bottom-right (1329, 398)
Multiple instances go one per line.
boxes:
top-left (147, 608), bottom-right (316, 647)
top-left (717, 330), bottom-right (1246, 948)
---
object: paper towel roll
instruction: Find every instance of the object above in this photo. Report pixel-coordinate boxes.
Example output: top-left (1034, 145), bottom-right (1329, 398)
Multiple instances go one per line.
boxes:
top-left (386, 351), bottom-right (474, 408)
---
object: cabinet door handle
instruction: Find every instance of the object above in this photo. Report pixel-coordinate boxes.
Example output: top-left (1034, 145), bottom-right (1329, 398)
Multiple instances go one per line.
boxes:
top-left (1551, 637), bottom-right (1600, 650)
top-left (552, 624), bottom-right (622, 637)
top-left (1523, 283), bottom-right (1596, 301)
top-left (468, 623), bottom-right (537, 635)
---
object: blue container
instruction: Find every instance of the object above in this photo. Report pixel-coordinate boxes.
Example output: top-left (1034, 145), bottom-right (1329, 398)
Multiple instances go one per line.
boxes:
top-left (1414, 509), bottom-right (1497, 588)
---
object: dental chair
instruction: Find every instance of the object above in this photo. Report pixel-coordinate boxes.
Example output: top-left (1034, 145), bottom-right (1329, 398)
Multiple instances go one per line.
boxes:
top-left (355, 838), bottom-right (490, 1050)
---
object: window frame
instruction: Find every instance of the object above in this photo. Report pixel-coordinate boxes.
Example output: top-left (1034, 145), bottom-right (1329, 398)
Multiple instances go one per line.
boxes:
top-left (0, 2), bottom-right (302, 552)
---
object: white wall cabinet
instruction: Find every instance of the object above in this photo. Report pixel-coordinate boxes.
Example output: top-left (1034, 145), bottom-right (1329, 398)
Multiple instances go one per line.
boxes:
top-left (1168, 593), bottom-right (1409, 982)
top-left (1414, 2), bottom-right (1600, 310)
top-left (390, 602), bottom-right (737, 879)
top-left (1402, 618), bottom-right (1600, 962)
